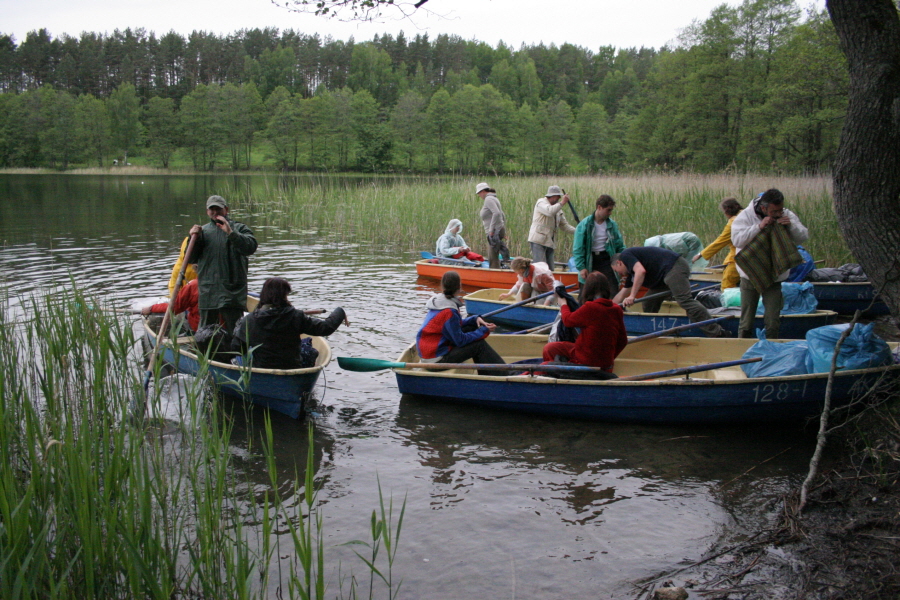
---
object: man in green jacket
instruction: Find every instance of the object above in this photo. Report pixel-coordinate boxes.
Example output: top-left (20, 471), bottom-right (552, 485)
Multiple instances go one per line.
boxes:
top-left (188, 195), bottom-right (258, 334)
top-left (572, 195), bottom-right (625, 287)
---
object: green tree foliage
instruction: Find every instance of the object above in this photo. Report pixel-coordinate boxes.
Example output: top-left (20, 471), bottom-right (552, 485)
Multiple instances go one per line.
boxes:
top-left (0, 5), bottom-right (856, 173)
top-left (76, 94), bottom-right (110, 167)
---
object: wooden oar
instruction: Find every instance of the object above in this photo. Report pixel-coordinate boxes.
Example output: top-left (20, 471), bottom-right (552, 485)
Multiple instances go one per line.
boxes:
top-left (626, 315), bottom-right (736, 343)
top-left (475, 283), bottom-right (578, 319)
top-left (505, 322), bottom-right (554, 335)
top-left (336, 355), bottom-right (761, 379)
top-left (144, 232), bottom-right (198, 405)
top-left (562, 188), bottom-right (580, 223)
top-left (420, 251), bottom-right (479, 266)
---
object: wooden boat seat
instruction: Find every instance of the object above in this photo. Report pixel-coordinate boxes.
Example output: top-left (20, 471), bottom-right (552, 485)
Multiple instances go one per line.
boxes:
top-left (710, 367), bottom-right (747, 380)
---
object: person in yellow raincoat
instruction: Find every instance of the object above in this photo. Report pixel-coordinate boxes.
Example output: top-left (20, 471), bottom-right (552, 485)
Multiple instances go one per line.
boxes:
top-left (167, 235), bottom-right (198, 296)
top-left (692, 198), bottom-right (743, 289)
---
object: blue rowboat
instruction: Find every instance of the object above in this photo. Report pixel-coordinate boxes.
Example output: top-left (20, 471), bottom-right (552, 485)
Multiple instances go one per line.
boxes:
top-left (142, 318), bottom-right (330, 419)
top-left (463, 289), bottom-right (837, 339)
top-left (689, 270), bottom-right (889, 316)
top-left (392, 335), bottom-right (900, 424)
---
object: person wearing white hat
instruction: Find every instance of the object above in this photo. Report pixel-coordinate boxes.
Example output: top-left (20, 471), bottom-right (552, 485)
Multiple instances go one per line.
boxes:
top-left (527, 185), bottom-right (576, 269)
top-left (477, 182), bottom-right (510, 269)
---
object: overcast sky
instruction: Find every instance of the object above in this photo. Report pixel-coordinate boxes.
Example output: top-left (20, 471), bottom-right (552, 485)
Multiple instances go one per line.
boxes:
top-left (2, 0), bottom-right (825, 51)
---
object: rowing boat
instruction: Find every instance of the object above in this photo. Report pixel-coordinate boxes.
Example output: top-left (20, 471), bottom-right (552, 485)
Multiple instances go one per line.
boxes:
top-left (142, 317), bottom-right (331, 419)
top-left (689, 269), bottom-right (889, 316)
top-left (415, 259), bottom-right (580, 288)
top-left (391, 335), bottom-right (900, 423)
top-left (463, 288), bottom-right (838, 338)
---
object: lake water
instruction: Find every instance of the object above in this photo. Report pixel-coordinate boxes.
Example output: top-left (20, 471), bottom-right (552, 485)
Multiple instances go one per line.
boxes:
top-left (0, 173), bottom-right (817, 598)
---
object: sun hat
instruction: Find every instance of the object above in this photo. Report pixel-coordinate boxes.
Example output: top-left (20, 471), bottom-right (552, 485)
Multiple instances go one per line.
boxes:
top-left (206, 195), bottom-right (228, 209)
top-left (475, 182), bottom-right (491, 194)
top-left (546, 185), bottom-right (563, 197)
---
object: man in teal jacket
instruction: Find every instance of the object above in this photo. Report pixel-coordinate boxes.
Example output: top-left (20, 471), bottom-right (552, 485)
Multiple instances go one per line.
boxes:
top-left (188, 195), bottom-right (258, 334)
top-left (572, 195), bottom-right (625, 286)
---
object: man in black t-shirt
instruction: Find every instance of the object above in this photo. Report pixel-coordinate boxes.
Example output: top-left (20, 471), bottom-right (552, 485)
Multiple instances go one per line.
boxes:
top-left (611, 246), bottom-right (727, 337)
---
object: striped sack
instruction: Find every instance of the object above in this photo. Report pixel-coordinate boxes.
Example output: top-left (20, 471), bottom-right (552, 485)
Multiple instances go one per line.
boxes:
top-left (735, 224), bottom-right (802, 294)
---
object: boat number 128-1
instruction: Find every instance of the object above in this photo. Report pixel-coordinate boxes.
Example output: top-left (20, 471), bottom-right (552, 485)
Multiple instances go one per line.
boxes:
top-left (753, 380), bottom-right (807, 403)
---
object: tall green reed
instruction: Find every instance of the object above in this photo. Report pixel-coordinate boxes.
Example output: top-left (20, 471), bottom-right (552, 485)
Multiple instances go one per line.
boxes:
top-left (232, 173), bottom-right (850, 266)
top-left (0, 286), bottom-right (402, 599)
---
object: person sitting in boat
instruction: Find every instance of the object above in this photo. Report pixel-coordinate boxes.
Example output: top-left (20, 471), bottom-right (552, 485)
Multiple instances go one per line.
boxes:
top-left (692, 197), bottom-right (743, 290)
top-left (139, 276), bottom-right (201, 333)
top-left (416, 271), bottom-right (506, 376)
top-left (231, 277), bottom-right (349, 370)
top-left (498, 257), bottom-right (560, 306)
top-left (167, 236), bottom-right (198, 296)
top-left (541, 273), bottom-right (627, 378)
top-left (436, 218), bottom-right (485, 263)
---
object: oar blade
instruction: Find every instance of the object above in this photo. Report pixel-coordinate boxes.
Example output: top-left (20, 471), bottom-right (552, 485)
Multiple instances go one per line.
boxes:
top-left (337, 356), bottom-right (405, 372)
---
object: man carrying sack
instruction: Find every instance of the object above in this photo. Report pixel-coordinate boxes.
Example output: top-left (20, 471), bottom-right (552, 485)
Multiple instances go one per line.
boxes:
top-left (731, 188), bottom-right (809, 339)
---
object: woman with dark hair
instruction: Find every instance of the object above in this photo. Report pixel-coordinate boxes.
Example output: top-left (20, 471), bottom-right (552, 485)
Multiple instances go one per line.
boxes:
top-left (231, 277), bottom-right (349, 369)
top-left (416, 271), bottom-right (506, 375)
top-left (541, 272), bottom-right (627, 376)
top-left (692, 197), bottom-right (744, 290)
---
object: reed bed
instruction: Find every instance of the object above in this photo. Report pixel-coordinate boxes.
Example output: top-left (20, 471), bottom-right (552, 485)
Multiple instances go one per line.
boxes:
top-left (232, 173), bottom-right (849, 266)
top-left (0, 287), bottom-right (401, 599)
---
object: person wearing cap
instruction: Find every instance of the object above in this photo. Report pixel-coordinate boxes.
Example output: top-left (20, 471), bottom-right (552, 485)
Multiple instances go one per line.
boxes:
top-left (188, 195), bottom-right (258, 334)
top-left (477, 182), bottom-right (510, 269)
top-left (527, 185), bottom-right (576, 269)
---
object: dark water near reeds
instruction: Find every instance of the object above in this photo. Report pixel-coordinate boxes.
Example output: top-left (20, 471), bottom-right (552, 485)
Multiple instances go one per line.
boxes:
top-left (0, 173), bottom-right (817, 598)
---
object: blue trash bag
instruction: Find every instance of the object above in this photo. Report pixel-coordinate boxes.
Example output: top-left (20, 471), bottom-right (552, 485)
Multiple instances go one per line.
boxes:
top-left (741, 330), bottom-right (809, 378)
top-left (788, 246), bottom-right (816, 282)
top-left (757, 281), bottom-right (817, 315)
top-left (805, 323), bottom-right (894, 374)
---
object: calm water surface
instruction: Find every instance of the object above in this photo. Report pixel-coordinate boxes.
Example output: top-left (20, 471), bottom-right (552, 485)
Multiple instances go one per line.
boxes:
top-left (0, 174), bottom-right (816, 598)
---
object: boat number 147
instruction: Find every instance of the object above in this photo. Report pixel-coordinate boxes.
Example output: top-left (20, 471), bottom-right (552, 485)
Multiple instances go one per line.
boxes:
top-left (753, 380), bottom-right (808, 403)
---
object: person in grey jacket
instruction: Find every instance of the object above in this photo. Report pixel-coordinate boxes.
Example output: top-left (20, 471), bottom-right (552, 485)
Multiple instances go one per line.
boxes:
top-left (477, 182), bottom-right (510, 269)
top-left (188, 195), bottom-right (258, 333)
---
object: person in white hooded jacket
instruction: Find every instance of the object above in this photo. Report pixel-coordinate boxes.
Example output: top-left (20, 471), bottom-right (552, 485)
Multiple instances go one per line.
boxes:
top-left (436, 218), bottom-right (485, 262)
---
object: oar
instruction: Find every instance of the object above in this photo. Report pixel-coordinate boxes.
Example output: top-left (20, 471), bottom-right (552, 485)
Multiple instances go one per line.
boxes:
top-left (474, 283), bottom-right (578, 319)
top-left (626, 315), bottom-right (736, 343)
top-left (144, 232), bottom-right (198, 406)
top-left (336, 356), bottom-right (762, 379)
top-left (505, 322), bottom-right (554, 335)
top-left (420, 251), bottom-right (478, 266)
top-left (624, 283), bottom-right (703, 308)
top-left (617, 357), bottom-right (761, 381)
top-left (562, 188), bottom-right (580, 223)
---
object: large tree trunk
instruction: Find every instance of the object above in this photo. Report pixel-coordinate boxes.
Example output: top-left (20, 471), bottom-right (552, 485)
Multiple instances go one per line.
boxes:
top-left (828, 0), bottom-right (900, 320)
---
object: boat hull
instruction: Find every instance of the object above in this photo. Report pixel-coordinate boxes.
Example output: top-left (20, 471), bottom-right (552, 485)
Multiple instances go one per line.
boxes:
top-left (143, 319), bottom-right (330, 419)
top-left (689, 271), bottom-right (890, 316)
top-left (392, 336), bottom-right (900, 424)
top-left (463, 289), bottom-right (837, 338)
top-left (415, 259), bottom-right (580, 288)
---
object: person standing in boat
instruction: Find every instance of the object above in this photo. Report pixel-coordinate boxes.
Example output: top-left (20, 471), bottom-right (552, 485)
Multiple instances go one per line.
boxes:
top-left (692, 197), bottom-right (743, 290)
top-left (730, 189), bottom-right (808, 340)
top-left (477, 182), bottom-right (510, 269)
top-left (571, 194), bottom-right (625, 289)
top-left (416, 271), bottom-right (506, 375)
top-left (231, 277), bottom-right (348, 370)
top-left (611, 247), bottom-right (728, 338)
top-left (436, 218), bottom-right (485, 262)
top-left (187, 195), bottom-right (258, 334)
top-left (527, 185), bottom-right (576, 269)
top-left (541, 273), bottom-right (627, 378)
top-left (498, 257), bottom-right (560, 306)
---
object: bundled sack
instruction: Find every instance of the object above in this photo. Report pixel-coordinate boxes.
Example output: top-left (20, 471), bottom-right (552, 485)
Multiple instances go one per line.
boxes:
top-left (741, 330), bottom-right (809, 378)
top-left (805, 323), bottom-right (894, 374)
top-left (806, 263), bottom-right (869, 283)
top-left (193, 324), bottom-right (233, 362)
top-left (644, 232), bottom-right (708, 270)
top-left (787, 246), bottom-right (816, 282)
top-left (299, 337), bottom-right (319, 368)
top-left (695, 287), bottom-right (722, 309)
top-left (720, 287), bottom-right (742, 308)
top-left (759, 282), bottom-right (817, 315)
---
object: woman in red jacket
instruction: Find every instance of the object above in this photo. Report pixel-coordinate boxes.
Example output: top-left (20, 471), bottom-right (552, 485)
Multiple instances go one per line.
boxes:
top-left (541, 272), bottom-right (627, 376)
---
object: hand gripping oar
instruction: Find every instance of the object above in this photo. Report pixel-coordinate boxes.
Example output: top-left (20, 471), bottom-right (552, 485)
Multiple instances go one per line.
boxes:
top-left (337, 356), bottom-right (761, 378)
top-left (626, 315), bottom-right (736, 343)
top-left (562, 188), bottom-right (580, 223)
top-left (622, 283), bottom-right (703, 308)
top-left (473, 283), bottom-right (578, 319)
top-left (144, 232), bottom-right (198, 407)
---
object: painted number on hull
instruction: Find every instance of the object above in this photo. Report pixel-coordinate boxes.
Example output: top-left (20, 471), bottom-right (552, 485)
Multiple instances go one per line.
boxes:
top-left (650, 317), bottom-right (680, 331)
top-left (753, 380), bottom-right (808, 403)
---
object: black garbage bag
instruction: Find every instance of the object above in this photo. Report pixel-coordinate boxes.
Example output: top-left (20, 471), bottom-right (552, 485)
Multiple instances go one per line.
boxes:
top-left (193, 324), bottom-right (233, 362)
top-left (694, 287), bottom-right (722, 309)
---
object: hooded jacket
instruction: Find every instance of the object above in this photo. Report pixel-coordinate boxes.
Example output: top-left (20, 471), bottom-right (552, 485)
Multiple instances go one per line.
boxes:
top-left (559, 298), bottom-right (628, 370)
top-left (436, 219), bottom-right (470, 258)
top-left (232, 305), bottom-right (346, 369)
top-left (730, 196), bottom-right (808, 281)
top-left (416, 293), bottom-right (489, 361)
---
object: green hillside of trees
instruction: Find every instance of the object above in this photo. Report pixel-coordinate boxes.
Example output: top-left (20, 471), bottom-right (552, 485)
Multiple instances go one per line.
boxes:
top-left (0, 0), bottom-right (847, 173)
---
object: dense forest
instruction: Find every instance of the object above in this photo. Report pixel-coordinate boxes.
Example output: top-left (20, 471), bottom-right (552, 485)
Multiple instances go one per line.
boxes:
top-left (0, 0), bottom-right (847, 173)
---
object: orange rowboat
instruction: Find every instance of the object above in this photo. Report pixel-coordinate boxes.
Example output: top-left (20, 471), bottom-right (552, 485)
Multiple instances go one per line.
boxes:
top-left (414, 259), bottom-right (581, 288)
